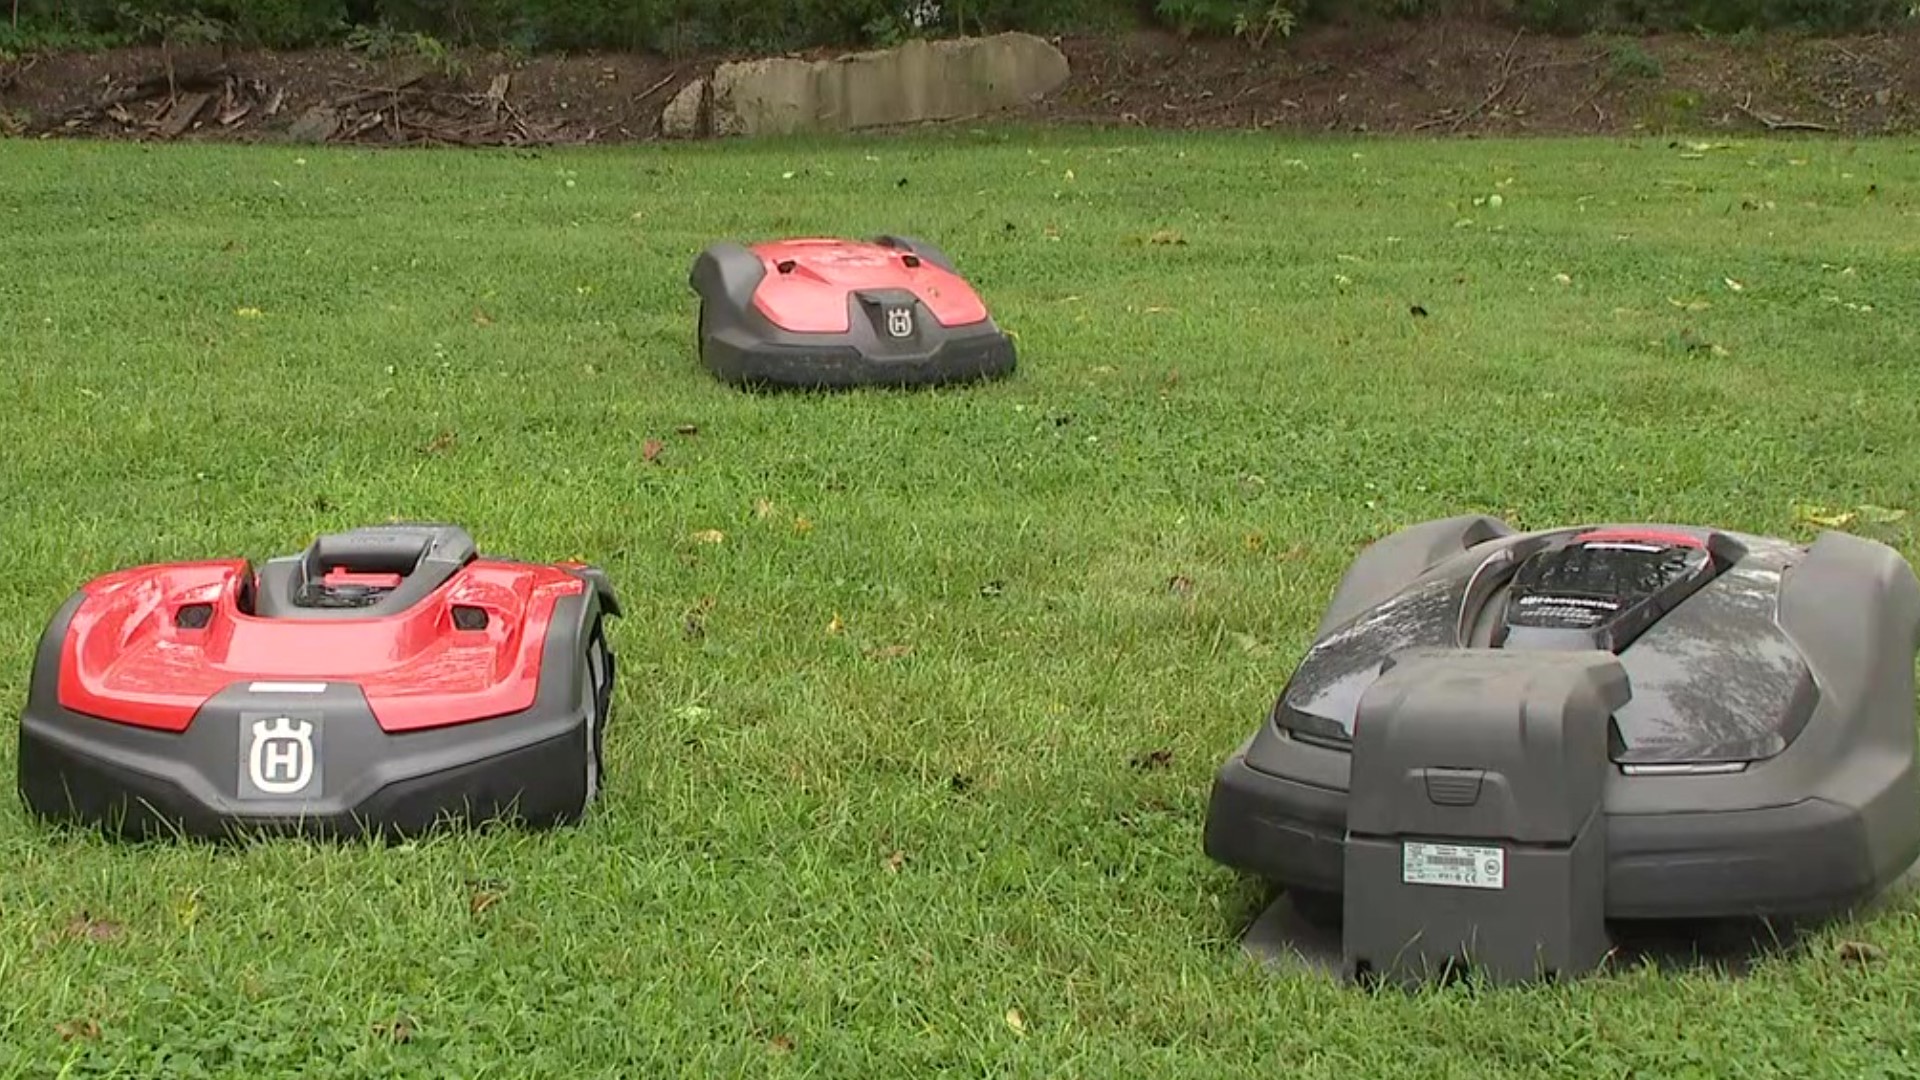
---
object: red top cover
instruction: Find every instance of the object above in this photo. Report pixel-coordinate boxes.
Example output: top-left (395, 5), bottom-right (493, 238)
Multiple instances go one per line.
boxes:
top-left (56, 560), bottom-right (585, 733)
top-left (748, 239), bottom-right (990, 334)
top-left (1574, 528), bottom-right (1707, 548)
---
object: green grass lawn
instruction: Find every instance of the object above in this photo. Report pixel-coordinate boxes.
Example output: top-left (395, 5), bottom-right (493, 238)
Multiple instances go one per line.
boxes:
top-left (2, 128), bottom-right (1919, 1078)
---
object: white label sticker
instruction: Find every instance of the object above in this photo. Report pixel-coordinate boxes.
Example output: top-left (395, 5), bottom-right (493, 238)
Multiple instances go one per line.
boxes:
top-left (1403, 841), bottom-right (1506, 890)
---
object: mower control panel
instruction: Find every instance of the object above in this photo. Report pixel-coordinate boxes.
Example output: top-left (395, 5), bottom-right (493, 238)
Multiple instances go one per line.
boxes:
top-left (1497, 531), bottom-right (1716, 651)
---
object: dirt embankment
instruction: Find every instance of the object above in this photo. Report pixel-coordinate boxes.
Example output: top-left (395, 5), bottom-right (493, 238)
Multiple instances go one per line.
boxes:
top-left (3, 20), bottom-right (1915, 146)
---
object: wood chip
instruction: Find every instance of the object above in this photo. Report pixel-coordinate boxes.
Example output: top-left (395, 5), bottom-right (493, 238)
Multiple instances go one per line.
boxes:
top-left (342, 111), bottom-right (386, 138)
top-left (159, 92), bottom-right (215, 138)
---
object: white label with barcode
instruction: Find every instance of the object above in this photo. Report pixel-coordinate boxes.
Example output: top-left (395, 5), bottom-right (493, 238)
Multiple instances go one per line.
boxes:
top-left (1402, 841), bottom-right (1506, 890)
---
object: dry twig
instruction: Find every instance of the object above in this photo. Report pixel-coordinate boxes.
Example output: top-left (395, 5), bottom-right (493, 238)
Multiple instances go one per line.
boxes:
top-left (634, 72), bottom-right (675, 105)
top-left (1737, 92), bottom-right (1833, 132)
top-left (1447, 29), bottom-right (1525, 132)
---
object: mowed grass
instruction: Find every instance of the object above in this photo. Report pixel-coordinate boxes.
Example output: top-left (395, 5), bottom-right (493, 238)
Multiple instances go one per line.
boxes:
top-left (2, 128), bottom-right (1919, 1078)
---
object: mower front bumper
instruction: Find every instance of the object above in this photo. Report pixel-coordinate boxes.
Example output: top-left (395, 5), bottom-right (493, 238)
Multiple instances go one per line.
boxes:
top-left (17, 690), bottom-right (597, 840)
top-left (698, 324), bottom-right (1016, 390)
top-left (1203, 730), bottom-right (1920, 920)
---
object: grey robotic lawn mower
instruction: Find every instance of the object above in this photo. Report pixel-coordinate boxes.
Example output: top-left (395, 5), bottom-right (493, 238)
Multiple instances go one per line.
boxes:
top-left (1205, 516), bottom-right (1920, 985)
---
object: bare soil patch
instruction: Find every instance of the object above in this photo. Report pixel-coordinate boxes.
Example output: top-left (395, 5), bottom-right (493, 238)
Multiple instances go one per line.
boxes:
top-left (3, 20), bottom-right (1915, 145)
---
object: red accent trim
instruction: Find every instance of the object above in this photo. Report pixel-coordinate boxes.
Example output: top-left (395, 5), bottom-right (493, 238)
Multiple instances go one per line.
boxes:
top-left (323, 568), bottom-right (404, 588)
top-left (1574, 528), bottom-right (1706, 548)
top-left (747, 238), bottom-right (991, 334)
top-left (56, 559), bottom-right (585, 734)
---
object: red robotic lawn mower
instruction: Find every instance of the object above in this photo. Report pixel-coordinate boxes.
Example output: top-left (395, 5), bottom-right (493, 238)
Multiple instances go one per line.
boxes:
top-left (689, 235), bottom-right (1016, 389)
top-left (17, 524), bottom-right (620, 839)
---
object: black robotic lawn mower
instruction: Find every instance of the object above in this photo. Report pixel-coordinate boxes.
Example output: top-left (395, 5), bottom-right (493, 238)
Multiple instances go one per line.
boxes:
top-left (17, 523), bottom-right (621, 839)
top-left (1204, 516), bottom-right (1920, 985)
top-left (689, 235), bottom-right (1016, 389)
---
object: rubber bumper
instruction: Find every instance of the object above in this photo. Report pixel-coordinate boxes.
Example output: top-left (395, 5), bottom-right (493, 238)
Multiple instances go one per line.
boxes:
top-left (699, 322), bottom-right (1016, 390)
top-left (1203, 741), bottom-right (1920, 919)
top-left (17, 702), bottom-right (597, 839)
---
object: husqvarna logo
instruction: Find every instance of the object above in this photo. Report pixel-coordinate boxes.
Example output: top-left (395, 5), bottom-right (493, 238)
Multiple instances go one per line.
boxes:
top-left (886, 307), bottom-right (914, 338)
top-left (240, 716), bottom-right (320, 797)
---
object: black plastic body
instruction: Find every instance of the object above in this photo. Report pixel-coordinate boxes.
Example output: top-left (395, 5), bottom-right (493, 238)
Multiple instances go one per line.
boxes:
top-left (1205, 517), bottom-right (1920, 922)
top-left (17, 548), bottom-right (619, 841)
top-left (688, 236), bottom-right (1017, 390)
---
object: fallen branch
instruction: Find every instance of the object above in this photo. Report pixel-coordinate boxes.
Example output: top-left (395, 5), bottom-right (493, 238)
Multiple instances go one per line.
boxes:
top-left (633, 71), bottom-right (675, 105)
top-left (326, 72), bottom-right (427, 108)
top-left (1165, 80), bottom-right (1284, 119)
top-left (1448, 28), bottom-right (1525, 132)
top-left (1572, 73), bottom-right (1614, 124)
top-left (1823, 41), bottom-right (1872, 68)
top-left (340, 109), bottom-right (386, 138)
top-left (96, 66), bottom-right (229, 109)
top-left (46, 66), bottom-right (223, 127)
top-left (1411, 30), bottom-right (1547, 133)
top-left (1737, 92), bottom-right (1834, 132)
top-left (1523, 51), bottom-right (1609, 73)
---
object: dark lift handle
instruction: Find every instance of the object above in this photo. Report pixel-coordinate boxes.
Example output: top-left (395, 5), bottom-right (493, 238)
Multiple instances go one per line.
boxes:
top-left (308, 527), bottom-right (448, 576)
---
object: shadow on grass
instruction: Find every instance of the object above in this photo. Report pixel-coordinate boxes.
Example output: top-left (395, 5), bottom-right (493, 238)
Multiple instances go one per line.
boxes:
top-left (1235, 874), bottom-right (1917, 984)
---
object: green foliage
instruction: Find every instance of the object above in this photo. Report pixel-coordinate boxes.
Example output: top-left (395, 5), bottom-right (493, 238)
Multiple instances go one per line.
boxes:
top-left (1156, 0), bottom-right (1261, 36)
top-left (1504, 0), bottom-right (1905, 32)
top-left (1156, 0), bottom-right (1302, 44)
top-left (1235, 1), bottom-right (1298, 46)
top-left (953, 0), bottom-right (1142, 34)
top-left (1602, 35), bottom-right (1663, 78)
top-left (0, 0), bottom-right (1909, 54)
top-left (343, 22), bottom-right (464, 74)
top-left (0, 19), bottom-right (130, 53)
top-left (13, 0), bottom-right (344, 47)
top-left (115, 3), bottom-right (230, 46)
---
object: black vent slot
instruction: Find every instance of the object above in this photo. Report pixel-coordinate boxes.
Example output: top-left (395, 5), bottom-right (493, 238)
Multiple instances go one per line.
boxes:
top-left (175, 603), bottom-right (213, 629)
top-left (452, 605), bottom-right (489, 631)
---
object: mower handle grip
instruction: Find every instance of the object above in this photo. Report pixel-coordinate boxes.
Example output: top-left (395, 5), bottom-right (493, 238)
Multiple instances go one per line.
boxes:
top-left (307, 525), bottom-right (468, 575)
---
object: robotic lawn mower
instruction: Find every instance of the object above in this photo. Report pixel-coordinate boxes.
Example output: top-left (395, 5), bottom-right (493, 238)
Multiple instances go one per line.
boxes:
top-left (1204, 516), bottom-right (1920, 985)
top-left (17, 524), bottom-right (621, 839)
top-left (689, 235), bottom-right (1016, 389)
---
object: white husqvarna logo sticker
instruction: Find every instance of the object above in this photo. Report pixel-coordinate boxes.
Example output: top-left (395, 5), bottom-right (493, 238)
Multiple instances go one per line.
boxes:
top-left (243, 717), bottom-right (318, 796)
top-left (886, 307), bottom-right (914, 338)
